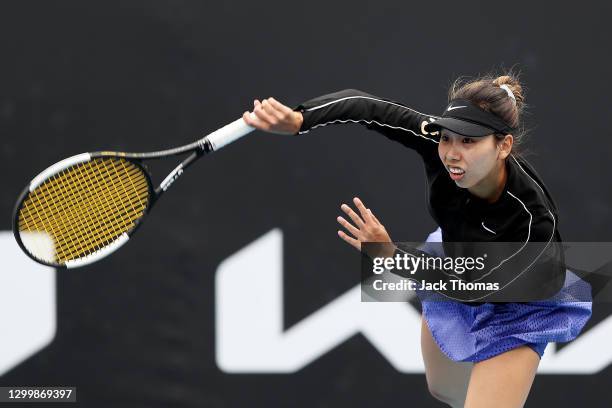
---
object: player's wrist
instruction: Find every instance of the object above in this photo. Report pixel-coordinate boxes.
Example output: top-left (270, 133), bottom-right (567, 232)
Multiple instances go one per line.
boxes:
top-left (292, 111), bottom-right (304, 135)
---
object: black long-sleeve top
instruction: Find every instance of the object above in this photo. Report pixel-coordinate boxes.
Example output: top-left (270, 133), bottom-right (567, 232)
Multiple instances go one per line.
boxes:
top-left (294, 89), bottom-right (566, 302)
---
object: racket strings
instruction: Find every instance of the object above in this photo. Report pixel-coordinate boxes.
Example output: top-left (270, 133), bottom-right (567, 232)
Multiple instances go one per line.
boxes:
top-left (20, 162), bottom-right (147, 241)
top-left (18, 157), bottom-right (150, 264)
top-left (43, 159), bottom-right (148, 257)
top-left (22, 164), bottom-right (148, 233)
top-left (19, 160), bottom-right (134, 260)
top-left (20, 159), bottom-right (148, 262)
top-left (43, 160), bottom-right (136, 254)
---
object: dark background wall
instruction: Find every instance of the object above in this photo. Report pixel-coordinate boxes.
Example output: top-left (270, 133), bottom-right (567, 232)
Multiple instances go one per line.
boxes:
top-left (0, 1), bottom-right (610, 407)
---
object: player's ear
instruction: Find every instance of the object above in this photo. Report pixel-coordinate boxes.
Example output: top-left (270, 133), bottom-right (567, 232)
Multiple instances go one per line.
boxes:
top-left (496, 134), bottom-right (513, 159)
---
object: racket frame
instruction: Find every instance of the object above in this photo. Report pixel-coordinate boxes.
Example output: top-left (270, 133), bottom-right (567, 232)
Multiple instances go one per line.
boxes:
top-left (12, 142), bottom-right (213, 269)
top-left (13, 116), bottom-right (253, 268)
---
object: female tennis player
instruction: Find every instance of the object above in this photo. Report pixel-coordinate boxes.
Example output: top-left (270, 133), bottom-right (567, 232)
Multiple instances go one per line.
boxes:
top-left (242, 73), bottom-right (593, 407)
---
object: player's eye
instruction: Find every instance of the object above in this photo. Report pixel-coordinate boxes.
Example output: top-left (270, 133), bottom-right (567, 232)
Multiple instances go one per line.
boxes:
top-left (462, 137), bottom-right (474, 144)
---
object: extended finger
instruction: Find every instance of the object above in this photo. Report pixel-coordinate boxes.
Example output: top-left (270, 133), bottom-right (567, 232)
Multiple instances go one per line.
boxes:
top-left (368, 208), bottom-right (381, 225)
top-left (341, 203), bottom-right (364, 227)
top-left (353, 197), bottom-right (372, 222)
top-left (337, 230), bottom-right (361, 251)
top-left (337, 216), bottom-right (360, 238)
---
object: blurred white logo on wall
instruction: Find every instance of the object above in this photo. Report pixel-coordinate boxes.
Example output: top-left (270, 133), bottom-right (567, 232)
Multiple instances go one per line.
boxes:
top-left (216, 229), bottom-right (612, 374)
top-left (0, 231), bottom-right (56, 376)
top-left (216, 229), bottom-right (425, 373)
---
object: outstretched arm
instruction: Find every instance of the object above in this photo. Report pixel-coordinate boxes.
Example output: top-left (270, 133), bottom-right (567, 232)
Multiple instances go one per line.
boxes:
top-left (244, 89), bottom-right (441, 156)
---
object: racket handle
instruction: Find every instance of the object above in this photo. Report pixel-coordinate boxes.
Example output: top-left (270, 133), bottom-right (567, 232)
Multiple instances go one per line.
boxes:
top-left (206, 113), bottom-right (257, 151)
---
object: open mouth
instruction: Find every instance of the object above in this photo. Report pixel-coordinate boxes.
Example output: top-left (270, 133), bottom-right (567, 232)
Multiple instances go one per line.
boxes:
top-left (448, 166), bottom-right (465, 180)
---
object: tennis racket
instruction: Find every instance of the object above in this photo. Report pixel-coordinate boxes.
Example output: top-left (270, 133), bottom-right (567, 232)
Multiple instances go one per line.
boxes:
top-left (13, 115), bottom-right (256, 269)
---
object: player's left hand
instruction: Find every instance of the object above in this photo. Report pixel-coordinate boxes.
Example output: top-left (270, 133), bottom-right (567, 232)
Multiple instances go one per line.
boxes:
top-left (336, 197), bottom-right (392, 252)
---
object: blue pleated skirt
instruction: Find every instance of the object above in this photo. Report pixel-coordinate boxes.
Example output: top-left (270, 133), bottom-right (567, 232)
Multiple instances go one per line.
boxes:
top-left (417, 227), bottom-right (593, 362)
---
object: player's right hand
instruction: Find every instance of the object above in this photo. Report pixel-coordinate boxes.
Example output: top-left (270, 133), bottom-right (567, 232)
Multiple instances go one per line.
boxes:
top-left (243, 97), bottom-right (304, 135)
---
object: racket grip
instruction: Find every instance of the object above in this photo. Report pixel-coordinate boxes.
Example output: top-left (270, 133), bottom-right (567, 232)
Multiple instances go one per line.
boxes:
top-left (206, 114), bottom-right (257, 151)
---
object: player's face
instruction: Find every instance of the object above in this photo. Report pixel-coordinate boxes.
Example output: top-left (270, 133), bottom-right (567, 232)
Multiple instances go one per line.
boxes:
top-left (437, 130), bottom-right (501, 189)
